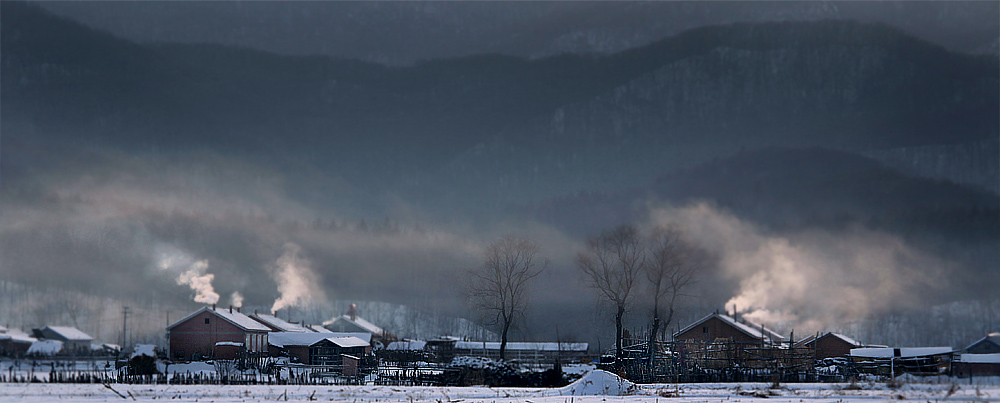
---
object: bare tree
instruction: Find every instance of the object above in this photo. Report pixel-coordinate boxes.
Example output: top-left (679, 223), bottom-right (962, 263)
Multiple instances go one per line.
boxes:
top-left (469, 235), bottom-right (545, 361)
top-left (576, 225), bottom-right (645, 359)
top-left (644, 224), bottom-right (704, 359)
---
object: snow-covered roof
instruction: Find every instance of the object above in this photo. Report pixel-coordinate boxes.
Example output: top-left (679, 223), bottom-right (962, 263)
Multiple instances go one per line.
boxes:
top-left (268, 332), bottom-right (370, 348)
top-left (959, 353), bottom-right (1000, 363)
top-left (0, 325), bottom-right (7, 333)
top-left (386, 340), bottom-right (427, 351)
top-left (851, 347), bottom-right (954, 358)
top-left (269, 332), bottom-right (337, 347)
top-left (827, 333), bottom-right (861, 347)
top-left (167, 306), bottom-right (270, 332)
top-left (307, 325), bottom-right (333, 333)
top-left (27, 340), bottom-right (63, 356)
top-left (328, 315), bottom-right (386, 335)
top-left (250, 313), bottom-right (311, 333)
top-left (454, 341), bottom-right (589, 352)
top-left (328, 336), bottom-right (370, 348)
top-left (215, 341), bottom-right (243, 347)
top-left (2, 329), bottom-right (37, 344)
top-left (130, 344), bottom-right (157, 359)
top-left (675, 313), bottom-right (786, 343)
top-left (43, 326), bottom-right (93, 341)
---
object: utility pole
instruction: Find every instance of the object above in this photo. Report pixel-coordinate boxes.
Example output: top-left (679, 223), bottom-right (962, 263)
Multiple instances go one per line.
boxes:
top-left (122, 306), bottom-right (130, 352)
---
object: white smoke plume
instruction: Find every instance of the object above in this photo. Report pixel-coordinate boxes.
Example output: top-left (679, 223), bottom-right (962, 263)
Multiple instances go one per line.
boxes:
top-left (158, 246), bottom-right (220, 305)
top-left (230, 291), bottom-right (244, 308)
top-left (649, 203), bottom-right (951, 333)
top-left (270, 242), bottom-right (325, 313)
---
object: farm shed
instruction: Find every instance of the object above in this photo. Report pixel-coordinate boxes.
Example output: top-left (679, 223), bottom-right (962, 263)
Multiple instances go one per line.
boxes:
top-left (953, 353), bottom-right (1000, 377)
top-left (850, 347), bottom-right (954, 376)
top-left (167, 306), bottom-right (270, 361)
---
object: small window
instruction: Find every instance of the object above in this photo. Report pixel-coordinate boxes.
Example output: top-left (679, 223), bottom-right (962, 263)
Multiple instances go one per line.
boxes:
top-left (702, 326), bottom-right (708, 333)
top-left (204, 318), bottom-right (210, 324)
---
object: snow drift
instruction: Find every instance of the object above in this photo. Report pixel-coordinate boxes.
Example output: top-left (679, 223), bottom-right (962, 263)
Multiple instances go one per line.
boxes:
top-left (555, 370), bottom-right (638, 396)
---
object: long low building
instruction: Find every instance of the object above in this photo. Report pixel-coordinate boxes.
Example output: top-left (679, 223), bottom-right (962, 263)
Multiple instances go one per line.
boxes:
top-left (386, 338), bottom-right (589, 363)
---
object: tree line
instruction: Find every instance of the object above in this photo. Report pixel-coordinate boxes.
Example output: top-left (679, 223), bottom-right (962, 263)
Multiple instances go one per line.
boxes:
top-left (467, 223), bottom-right (709, 361)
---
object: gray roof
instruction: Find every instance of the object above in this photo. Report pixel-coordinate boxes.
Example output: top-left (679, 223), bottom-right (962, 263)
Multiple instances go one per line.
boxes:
top-left (43, 326), bottom-right (93, 341)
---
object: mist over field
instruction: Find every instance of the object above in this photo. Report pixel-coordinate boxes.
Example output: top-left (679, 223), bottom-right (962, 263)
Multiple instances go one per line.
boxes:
top-left (1, 1), bottom-right (998, 350)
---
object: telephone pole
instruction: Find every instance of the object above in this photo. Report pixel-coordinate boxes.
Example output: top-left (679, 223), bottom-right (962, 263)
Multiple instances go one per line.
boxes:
top-left (122, 306), bottom-right (130, 351)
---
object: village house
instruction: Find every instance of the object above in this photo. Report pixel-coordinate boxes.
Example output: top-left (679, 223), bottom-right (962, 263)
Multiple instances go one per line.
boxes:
top-left (794, 332), bottom-right (864, 359)
top-left (33, 326), bottom-right (93, 355)
top-left (268, 332), bottom-right (371, 375)
top-left (674, 312), bottom-right (786, 345)
top-left (324, 304), bottom-right (396, 346)
top-left (166, 305), bottom-right (270, 361)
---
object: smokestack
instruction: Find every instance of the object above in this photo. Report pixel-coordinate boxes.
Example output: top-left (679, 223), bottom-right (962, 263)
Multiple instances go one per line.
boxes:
top-left (229, 305), bottom-right (232, 313)
top-left (212, 303), bottom-right (216, 310)
top-left (348, 303), bottom-right (358, 321)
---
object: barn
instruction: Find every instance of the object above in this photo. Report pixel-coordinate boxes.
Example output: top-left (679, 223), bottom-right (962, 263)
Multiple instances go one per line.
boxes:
top-left (794, 332), bottom-right (863, 359)
top-left (167, 306), bottom-right (270, 361)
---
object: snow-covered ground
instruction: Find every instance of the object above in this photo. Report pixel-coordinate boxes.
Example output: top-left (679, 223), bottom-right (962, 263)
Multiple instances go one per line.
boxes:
top-left (1, 370), bottom-right (998, 402)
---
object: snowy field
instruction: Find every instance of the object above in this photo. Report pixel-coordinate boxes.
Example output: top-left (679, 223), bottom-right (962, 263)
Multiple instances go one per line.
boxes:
top-left (1, 371), bottom-right (998, 402)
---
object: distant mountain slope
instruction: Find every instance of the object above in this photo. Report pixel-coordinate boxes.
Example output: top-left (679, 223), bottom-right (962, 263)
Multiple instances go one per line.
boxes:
top-left (3, 1), bottom-right (997, 216)
top-left (529, 147), bottom-right (1000, 239)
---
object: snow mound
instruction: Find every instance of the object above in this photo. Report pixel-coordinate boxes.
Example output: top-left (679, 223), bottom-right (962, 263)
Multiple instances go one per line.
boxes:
top-left (556, 370), bottom-right (638, 396)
